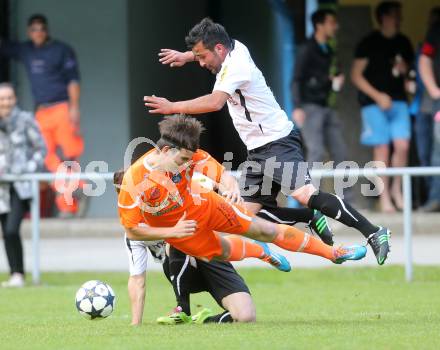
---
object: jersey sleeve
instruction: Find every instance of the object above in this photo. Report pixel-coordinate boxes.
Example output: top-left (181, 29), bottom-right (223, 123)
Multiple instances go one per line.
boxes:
top-left (117, 170), bottom-right (144, 228)
top-left (61, 44), bottom-right (80, 84)
top-left (213, 53), bottom-right (252, 96)
top-left (354, 36), bottom-right (370, 59)
top-left (421, 23), bottom-right (440, 58)
top-left (192, 149), bottom-right (225, 184)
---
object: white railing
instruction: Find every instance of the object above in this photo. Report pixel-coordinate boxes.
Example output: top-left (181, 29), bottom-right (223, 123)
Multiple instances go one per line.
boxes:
top-left (1, 166), bottom-right (440, 284)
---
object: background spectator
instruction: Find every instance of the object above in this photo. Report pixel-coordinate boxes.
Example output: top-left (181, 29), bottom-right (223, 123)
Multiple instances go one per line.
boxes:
top-left (419, 14), bottom-right (440, 212)
top-left (292, 9), bottom-right (348, 170)
top-left (0, 14), bottom-right (84, 218)
top-left (351, 1), bottom-right (414, 213)
top-left (0, 83), bottom-right (46, 287)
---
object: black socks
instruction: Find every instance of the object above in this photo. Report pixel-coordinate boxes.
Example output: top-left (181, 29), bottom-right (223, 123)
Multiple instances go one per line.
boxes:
top-left (204, 311), bottom-right (233, 323)
top-left (308, 191), bottom-right (378, 238)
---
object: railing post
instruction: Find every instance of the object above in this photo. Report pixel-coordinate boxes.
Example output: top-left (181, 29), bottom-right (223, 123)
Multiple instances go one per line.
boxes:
top-left (31, 179), bottom-right (41, 285)
top-left (403, 174), bottom-right (413, 282)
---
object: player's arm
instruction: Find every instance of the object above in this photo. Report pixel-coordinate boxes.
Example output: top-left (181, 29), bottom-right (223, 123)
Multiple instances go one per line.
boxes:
top-left (144, 91), bottom-right (229, 115)
top-left (218, 171), bottom-right (243, 205)
top-left (158, 49), bottom-right (195, 68)
top-left (125, 212), bottom-right (196, 241)
top-left (351, 58), bottom-right (391, 110)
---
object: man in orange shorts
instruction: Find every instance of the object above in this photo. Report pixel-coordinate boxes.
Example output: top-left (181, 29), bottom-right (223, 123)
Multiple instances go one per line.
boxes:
top-left (0, 14), bottom-right (84, 216)
top-left (118, 115), bottom-right (367, 269)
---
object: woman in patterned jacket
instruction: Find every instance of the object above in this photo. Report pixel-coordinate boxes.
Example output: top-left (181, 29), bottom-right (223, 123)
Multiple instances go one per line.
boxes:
top-left (0, 83), bottom-right (46, 287)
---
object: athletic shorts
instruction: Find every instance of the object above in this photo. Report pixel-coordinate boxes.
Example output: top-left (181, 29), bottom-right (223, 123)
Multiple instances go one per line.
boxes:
top-left (162, 246), bottom-right (250, 308)
top-left (165, 190), bottom-right (254, 260)
top-left (360, 101), bottom-right (410, 146)
top-left (241, 128), bottom-right (311, 206)
top-left (124, 235), bottom-right (166, 276)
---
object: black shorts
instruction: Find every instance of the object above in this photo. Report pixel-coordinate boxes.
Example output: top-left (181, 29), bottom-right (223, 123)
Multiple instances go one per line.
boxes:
top-left (240, 128), bottom-right (311, 207)
top-left (162, 247), bottom-right (250, 308)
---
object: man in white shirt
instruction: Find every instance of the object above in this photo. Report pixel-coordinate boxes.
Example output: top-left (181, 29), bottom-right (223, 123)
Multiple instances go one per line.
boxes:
top-left (144, 18), bottom-right (391, 265)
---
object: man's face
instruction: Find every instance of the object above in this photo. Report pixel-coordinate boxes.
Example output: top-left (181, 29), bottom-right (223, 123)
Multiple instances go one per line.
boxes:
top-left (321, 14), bottom-right (339, 39)
top-left (27, 22), bottom-right (48, 46)
top-left (159, 147), bottom-right (194, 173)
top-left (192, 41), bottom-right (226, 74)
top-left (381, 9), bottom-right (401, 31)
top-left (0, 87), bottom-right (17, 118)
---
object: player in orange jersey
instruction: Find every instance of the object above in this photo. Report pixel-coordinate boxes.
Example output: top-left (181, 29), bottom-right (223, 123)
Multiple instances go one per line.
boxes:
top-left (117, 115), bottom-right (367, 270)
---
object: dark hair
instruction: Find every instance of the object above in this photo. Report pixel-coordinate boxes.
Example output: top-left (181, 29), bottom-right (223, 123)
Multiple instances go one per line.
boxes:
top-left (0, 82), bottom-right (15, 91)
top-left (185, 17), bottom-right (232, 50)
top-left (28, 14), bottom-right (48, 27)
top-left (113, 169), bottom-right (125, 194)
top-left (157, 115), bottom-right (205, 152)
top-left (375, 1), bottom-right (401, 24)
top-left (429, 6), bottom-right (440, 26)
top-left (311, 9), bottom-right (337, 30)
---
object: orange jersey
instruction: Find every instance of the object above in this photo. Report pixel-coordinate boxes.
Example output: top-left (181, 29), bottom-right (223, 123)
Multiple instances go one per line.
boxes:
top-left (118, 149), bottom-right (225, 229)
top-left (117, 148), bottom-right (254, 260)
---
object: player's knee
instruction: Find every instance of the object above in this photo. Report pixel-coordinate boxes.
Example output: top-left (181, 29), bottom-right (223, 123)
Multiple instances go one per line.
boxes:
top-left (291, 184), bottom-right (316, 206)
top-left (129, 274), bottom-right (145, 289)
top-left (231, 307), bottom-right (256, 323)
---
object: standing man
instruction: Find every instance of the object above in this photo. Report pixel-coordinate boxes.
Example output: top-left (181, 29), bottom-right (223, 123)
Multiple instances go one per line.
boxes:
top-left (144, 18), bottom-right (391, 265)
top-left (0, 14), bottom-right (84, 217)
top-left (292, 9), bottom-right (348, 170)
top-left (351, 1), bottom-right (414, 213)
top-left (419, 17), bottom-right (440, 212)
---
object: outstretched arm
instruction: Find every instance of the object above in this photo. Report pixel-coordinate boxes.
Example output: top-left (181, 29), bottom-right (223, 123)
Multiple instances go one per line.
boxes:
top-left (144, 90), bottom-right (229, 115)
top-left (158, 49), bottom-right (195, 68)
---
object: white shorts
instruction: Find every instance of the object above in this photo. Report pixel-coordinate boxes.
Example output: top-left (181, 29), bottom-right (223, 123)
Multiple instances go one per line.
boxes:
top-left (124, 234), bottom-right (166, 276)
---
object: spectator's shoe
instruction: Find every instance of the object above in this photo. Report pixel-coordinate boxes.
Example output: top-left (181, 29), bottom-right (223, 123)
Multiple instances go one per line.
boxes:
top-left (255, 241), bottom-right (292, 272)
top-left (1, 273), bottom-right (25, 288)
top-left (192, 308), bottom-right (215, 324)
top-left (333, 245), bottom-right (367, 264)
top-left (419, 201), bottom-right (440, 213)
top-left (367, 227), bottom-right (391, 265)
top-left (308, 210), bottom-right (334, 246)
top-left (156, 307), bottom-right (192, 325)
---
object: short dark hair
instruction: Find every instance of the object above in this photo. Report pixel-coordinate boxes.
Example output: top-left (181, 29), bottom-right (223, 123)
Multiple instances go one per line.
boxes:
top-left (185, 17), bottom-right (232, 50)
top-left (113, 169), bottom-right (125, 194)
top-left (157, 115), bottom-right (205, 152)
top-left (311, 9), bottom-right (337, 30)
top-left (375, 1), bottom-right (401, 24)
top-left (28, 14), bottom-right (48, 27)
top-left (0, 82), bottom-right (15, 92)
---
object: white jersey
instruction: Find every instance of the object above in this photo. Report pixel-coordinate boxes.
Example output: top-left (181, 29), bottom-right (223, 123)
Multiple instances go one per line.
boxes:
top-left (213, 40), bottom-right (293, 150)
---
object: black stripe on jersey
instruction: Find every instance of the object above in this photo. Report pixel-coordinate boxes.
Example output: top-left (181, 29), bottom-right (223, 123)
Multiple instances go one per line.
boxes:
top-left (235, 89), bottom-right (252, 122)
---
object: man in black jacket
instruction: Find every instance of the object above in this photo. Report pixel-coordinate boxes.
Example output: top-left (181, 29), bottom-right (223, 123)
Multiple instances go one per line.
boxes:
top-left (292, 9), bottom-right (347, 170)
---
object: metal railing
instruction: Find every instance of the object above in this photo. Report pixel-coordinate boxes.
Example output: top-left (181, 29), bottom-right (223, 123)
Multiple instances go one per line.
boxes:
top-left (1, 166), bottom-right (440, 284)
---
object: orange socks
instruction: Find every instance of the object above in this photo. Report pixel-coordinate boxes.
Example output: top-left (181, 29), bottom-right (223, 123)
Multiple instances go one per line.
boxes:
top-left (273, 224), bottom-right (334, 261)
top-left (222, 235), bottom-right (264, 261)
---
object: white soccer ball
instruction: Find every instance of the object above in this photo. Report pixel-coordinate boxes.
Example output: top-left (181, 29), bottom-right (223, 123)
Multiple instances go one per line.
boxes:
top-left (75, 280), bottom-right (116, 320)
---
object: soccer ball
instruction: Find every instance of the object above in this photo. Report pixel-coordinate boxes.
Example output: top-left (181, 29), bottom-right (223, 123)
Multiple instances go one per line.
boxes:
top-left (75, 280), bottom-right (116, 320)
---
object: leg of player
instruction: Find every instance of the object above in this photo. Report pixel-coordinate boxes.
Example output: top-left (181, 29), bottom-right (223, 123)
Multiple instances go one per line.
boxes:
top-left (237, 217), bottom-right (366, 264)
top-left (128, 273), bottom-right (146, 326)
top-left (257, 206), bottom-right (334, 246)
top-left (193, 292), bottom-right (256, 324)
top-left (216, 234), bottom-right (291, 272)
top-left (291, 183), bottom-right (391, 265)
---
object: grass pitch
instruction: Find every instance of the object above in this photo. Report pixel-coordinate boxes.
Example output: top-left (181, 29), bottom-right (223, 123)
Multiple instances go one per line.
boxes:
top-left (0, 266), bottom-right (439, 350)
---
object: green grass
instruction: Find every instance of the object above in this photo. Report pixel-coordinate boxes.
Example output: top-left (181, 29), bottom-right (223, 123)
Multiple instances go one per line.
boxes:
top-left (1, 266), bottom-right (440, 350)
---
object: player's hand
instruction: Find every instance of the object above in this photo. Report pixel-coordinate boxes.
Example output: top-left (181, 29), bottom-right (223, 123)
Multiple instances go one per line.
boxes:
top-left (158, 49), bottom-right (191, 68)
top-left (170, 212), bottom-right (197, 238)
top-left (292, 108), bottom-right (306, 127)
top-left (222, 190), bottom-right (244, 205)
top-left (375, 93), bottom-right (392, 110)
top-left (144, 95), bottom-right (174, 114)
top-left (69, 106), bottom-right (80, 127)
